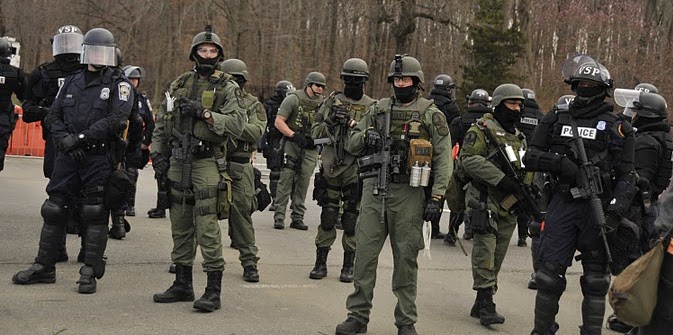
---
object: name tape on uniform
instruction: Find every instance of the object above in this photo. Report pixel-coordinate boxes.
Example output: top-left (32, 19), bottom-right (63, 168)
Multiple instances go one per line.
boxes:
top-left (560, 125), bottom-right (597, 140)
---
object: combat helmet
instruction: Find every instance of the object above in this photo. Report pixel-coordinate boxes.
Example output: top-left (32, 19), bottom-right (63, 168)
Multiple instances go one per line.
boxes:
top-left (491, 83), bottom-right (524, 107)
top-left (387, 54), bottom-right (424, 83)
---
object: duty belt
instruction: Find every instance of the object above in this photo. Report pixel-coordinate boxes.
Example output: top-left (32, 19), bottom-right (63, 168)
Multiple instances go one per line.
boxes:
top-left (228, 156), bottom-right (251, 164)
top-left (84, 142), bottom-right (108, 154)
top-left (171, 144), bottom-right (214, 160)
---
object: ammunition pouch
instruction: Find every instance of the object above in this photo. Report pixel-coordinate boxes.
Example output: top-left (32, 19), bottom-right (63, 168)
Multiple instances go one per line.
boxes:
top-left (312, 169), bottom-right (328, 206)
top-left (469, 183), bottom-right (491, 234)
top-left (282, 154), bottom-right (300, 171)
top-left (105, 169), bottom-right (135, 210)
top-left (407, 138), bottom-right (432, 170)
top-left (193, 119), bottom-right (222, 142)
top-left (216, 172), bottom-right (232, 220)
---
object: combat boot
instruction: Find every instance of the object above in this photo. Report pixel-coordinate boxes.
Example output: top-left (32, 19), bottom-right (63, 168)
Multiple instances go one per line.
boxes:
top-left (607, 314), bottom-right (633, 333)
top-left (77, 265), bottom-right (97, 294)
top-left (168, 263), bottom-right (177, 274)
top-left (125, 207), bottom-right (136, 217)
top-left (463, 231), bottom-right (473, 240)
top-left (193, 271), bottom-right (222, 312)
top-left (273, 218), bottom-right (284, 230)
top-left (290, 219), bottom-right (308, 230)
top-left (397, 324), bottom-right (418, 335)
top-left (518, 237), bottom-right (528, 247)
top-left (243, 265), bottom-right (259, 283)
top-left (477, 288), bottom-right (505, 326)
top-left (530, 322), bottom-right (559, 335)
top-left (109, 215), bottom-right (126, 239)
top-left (444, 233), bottom-right (456, 247)
top-left (153, 264), bottom-right (195, 303)
top-left (528, 273), bottom-right (538, 290)
top-left (12, 263), bottom-right (56, 285)
top-left (339, 251), bottom-right (355, 283)
top-left (335, 317), bottom-right (367, 335)
top-left (147, 208), bottom-right (166, 218)
top-left (268, 203), bottom-right (277, 212)
top-left (431, 220), bottom-right (445, 239)
top-left (469, 292), bottom-right (482, 318)
top-left (309, 247), bottom-right (330, 279)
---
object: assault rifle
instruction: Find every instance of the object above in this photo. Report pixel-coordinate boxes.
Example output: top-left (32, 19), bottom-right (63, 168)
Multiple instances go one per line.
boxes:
top-left (482, 125), bottom-right (544, 222)
top-left (170, 94), bottom-right (201, 193)
top-left (332, 105), bottom-right (350, 166)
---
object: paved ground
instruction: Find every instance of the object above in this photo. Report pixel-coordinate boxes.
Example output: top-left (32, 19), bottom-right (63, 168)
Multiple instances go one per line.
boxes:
top-left (0, 155), bottom-right (622, 335)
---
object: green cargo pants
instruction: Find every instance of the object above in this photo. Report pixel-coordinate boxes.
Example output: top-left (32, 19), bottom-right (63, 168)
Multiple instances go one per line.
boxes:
top-left (345, 180), bottom-right (425, 327)
top-left (468, 207), bottom-right (517, 290)
top-left (315, 163), bottom-right (359, 251)
top-left (228, 161), bottom-right (260, 268)
top-left (273, 141), bottom-right (318, 223)
top-left (167, 156), bottom-right (225, 272)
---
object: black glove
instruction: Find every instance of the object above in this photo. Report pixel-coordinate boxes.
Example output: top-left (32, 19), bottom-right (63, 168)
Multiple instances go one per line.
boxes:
top-left (606, 211), bottom-right (621, 231)
top-left (364, 128), bottom-right (382, 151)
top-left (330, 106), bottom-right (350, 124)
top-left (291, 132), bottom-right (314, 149)
top-left (559, 156), bottom-right (579, 178)
top-left (496, 176), bottom-right (522, 197)
top-left (150, 152), bottom-right (169, 176)
top-left (423, 196), bottom-right (443, 222)
top-left (68, 148), bottom-right (86, 162)
top-left (178, 97), bottom-right (204, 118)
top-left (59, 133), bottom-right (82, 152)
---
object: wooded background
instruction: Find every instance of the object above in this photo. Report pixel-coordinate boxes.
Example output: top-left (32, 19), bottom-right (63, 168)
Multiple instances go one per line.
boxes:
top-left (1, 0), bottom-right (671, 110)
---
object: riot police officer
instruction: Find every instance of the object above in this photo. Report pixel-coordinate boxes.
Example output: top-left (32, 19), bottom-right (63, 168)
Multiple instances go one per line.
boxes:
top-left (262, 80), bottom-right (294, 211)
top-left (309, 58), bottom-right (375, 283)
top-left (335, 55), bottom-right (452, 335)
top-left (0, 37), bottom-right (26, 172)
top-left (12, 28), bottom-right (134, 294)
top-left (460, 83), bottom-right (528, 327)
top-left (151, 26), bottom-right (245, 312)
top-left (634, 82), bottom-right (658, 94)
top-left (514, 88), bottom-right (544, 247)
top-left (523, 55), bottom-right (636, 335)
top-left (220, 58), bottom-right (265, 283)
top-left (445, 89), bottom-right (492, 245)
top-left (273, 71), bottom-right (325, 230)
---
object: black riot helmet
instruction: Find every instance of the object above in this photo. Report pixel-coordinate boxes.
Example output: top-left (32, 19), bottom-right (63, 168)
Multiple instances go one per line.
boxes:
top-left (0, 38), bottom-right (11, 58)
top-left (466, 89), bottom-right (491, 107)
top-left (433, 74), bottom-right (455, 90)
top-left (522, 88), bottom-right (537, 102)
top-left (122, 65), bottom-right (144, 79)
top-left (614, 89), bottom-right (668, 119)
top-left (635, 83), bottom-right (659, 94)
top-left (52, 25), bottom-right (83, 57)
top-left (562, 54), bottom-right (613, 103)
top-left (276, 80), bottom-right (295, 97)
top-left (554, 95), bottom-right (575, 112)
top-left (80, 28), bottom-right (117, 67)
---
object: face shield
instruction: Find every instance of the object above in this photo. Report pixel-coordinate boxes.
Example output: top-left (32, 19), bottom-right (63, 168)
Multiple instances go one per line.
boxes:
top-left (53, 33), bottom-right (83, 56)
top-left (561, 54), bottom-right (612, 87)
top-left (80, 44), bottom-right (116, 67)
top-left (614, 88), bottom-right (642, 117)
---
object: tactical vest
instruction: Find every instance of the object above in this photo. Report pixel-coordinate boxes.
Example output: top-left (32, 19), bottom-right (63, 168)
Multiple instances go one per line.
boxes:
top-left (286, 90), bottom-right (322, 133)
top-left (639, 129), bottom-right (673, 194)
top-left (457, 108), bottom-right (490, 144)
top-left (229, 92), bottom-right (264, 158)
top-left (40, 61), bottom-right (72, 106)
top-left (0, 63), bottom-right (20, 111)
top-left (549, 111), bottom-right (623, 173)
top-left (516, 105), bottom-right (543, 139)
top-left (477, 113), bottom-right (526, 174)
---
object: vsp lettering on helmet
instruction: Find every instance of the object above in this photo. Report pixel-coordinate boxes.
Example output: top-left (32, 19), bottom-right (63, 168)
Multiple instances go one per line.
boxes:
top-left (52, 25), bottom-right (83, 57)
top-left (634, 82), bottom-right (659, 94)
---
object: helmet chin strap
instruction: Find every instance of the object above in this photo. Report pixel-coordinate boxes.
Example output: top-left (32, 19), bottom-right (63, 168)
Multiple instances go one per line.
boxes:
top-left (307, 85), bottom-right (317, 97)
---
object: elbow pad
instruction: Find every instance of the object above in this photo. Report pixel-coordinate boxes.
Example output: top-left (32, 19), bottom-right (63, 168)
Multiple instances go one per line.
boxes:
top-left (522, 150), bottom-right (562, 172)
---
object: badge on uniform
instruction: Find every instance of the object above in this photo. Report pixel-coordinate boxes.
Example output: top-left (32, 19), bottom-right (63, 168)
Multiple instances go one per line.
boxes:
top-left (118, 82), bottom-right (131, 102)
top-left (597, 121), bottom-right (606, 130)
top-left (100, 87), bottom-right (110, 100)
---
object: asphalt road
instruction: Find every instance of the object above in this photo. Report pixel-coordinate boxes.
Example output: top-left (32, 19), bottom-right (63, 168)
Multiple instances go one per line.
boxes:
top-left (0, 155), bottom-right (621, 335)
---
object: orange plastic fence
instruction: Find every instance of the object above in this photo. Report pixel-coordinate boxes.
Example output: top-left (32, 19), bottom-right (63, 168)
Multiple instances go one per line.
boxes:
top-left (8, 107), bottom-right (46, 157)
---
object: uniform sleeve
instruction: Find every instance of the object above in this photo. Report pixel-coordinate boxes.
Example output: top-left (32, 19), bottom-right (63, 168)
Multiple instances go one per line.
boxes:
top-left (209, 83), bottom-right (245, 139)
top-left (613, 120), bottom-right (635, 177)
top-left (426, 108), bottom-right (453, 197)
top-left (345, 105), bottom-right (374, 156)
top-left (150, 97), bottom-right (168, 155)
top-left (44, 75), bottom-right (74, 146)
top-left (277, 94), bottom-right (298, 119)
top-left (82, 79), bottom-right (133, 141)
top-left (634, 134), bottom-right (660, 184)
top-left (141, 97), bottom-right (155, 145)
top-left (459, 126), bottom-right (506, 187)
top-left (21, 67), bottom-right (48, 123)
top-left (310, 97), bottom-right (333, 139)
top-left (238, 100), bottom-right (266, 144)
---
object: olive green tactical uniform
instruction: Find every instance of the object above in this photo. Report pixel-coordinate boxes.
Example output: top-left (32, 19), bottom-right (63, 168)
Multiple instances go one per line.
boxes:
top-left (228, 90), bottom-right (265, 268)
top-left (344, 96), bottom-right (452, 327)
top-left (459, 113), bottom-right (528, 290)
top-left (273, 89), bottom-right (324, 225)
top-left (152, 70), bottom-right (245, 272)
top-left (311, 92), bottom-right (375, 251)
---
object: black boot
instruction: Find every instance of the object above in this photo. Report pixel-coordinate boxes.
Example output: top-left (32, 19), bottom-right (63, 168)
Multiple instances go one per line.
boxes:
top-left (290, 219), bottom-right (308, 230)
top-left (168, 263), bottom-right (177, 273)
top-left (243, 265), bottom-right (259, 283)
top-left (309, 247), bottom-right (330, 279)
top-left (153, 264), bottom-right (195, 303)
top-left (147, 208), bottom-right (166, 218)
top-left (431, 219), bottom-right (445, 239)
top-left (335, 317), bottom-right (367, 335)
top-left (273, 218), bottom-right (284, 230)
top-left (109, 214), bottom-right (126, 239)
top-left (193, 271), bottom-right (222, 312)
top-left (469, 293), bottom-right (481, 318)
top-left (606, 314), bottom-right (634, 333)
top-left (12, 263), bottom-right (56, 285)
top-left (77, 265), bottom-right (97, 294)
top-left (339, 251), bottom-right (355, 283)
top-left (528, 272), bottom-right (538, 290)
top-left (477, 288), bottom-right (505, 326)
top-left (397, 324), bottom-right (418, 335)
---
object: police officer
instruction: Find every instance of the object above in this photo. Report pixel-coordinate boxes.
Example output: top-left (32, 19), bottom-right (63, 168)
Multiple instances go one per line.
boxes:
top-left (273, 71), bottom-right (325, 230)
top-left (262, 80), bottom-right (294, 211)
top-left (0, 37), bottom-right (26, 172)
top-left (309, 58), bottom-right (375, 283)
top-left (514, 88), bottom-right (544, 248)
top-left (459, 83), bottom-right (527, 327)
top-left (151, 26), bottom-right (245, 312)
top-left (121, 65), bottom-right (154, 217)
top-left (527, 95), bottom-right (574, 290)
top-left (22, 25), bottom-right (85, 261)
top-left (220, 58), bottom-right (265, 283)
top-left (12, 28), bottom-right (134, 294)
top-left (335, 55), bottom-right (452, 335)
top-left (523, 55), bottom-right (635, 335)
top-left (445, 89), bottom-right (492, 246)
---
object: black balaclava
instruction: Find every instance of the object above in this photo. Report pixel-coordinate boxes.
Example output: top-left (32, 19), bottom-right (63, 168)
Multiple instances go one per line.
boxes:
top-left (194, 54), bottom-right (220, 76)
top-left (233, 75), bottom-right (246, 90)
top-left (494, 103), bottom-right (520, 133)
top-left (344, 83), bottom-right (364, 100)
top-left (393, 78), bottom-right (419, 104)
top-left (572, 82), bottom-right (606, 106)
top-left (54, 54), bottom-right (82, 73)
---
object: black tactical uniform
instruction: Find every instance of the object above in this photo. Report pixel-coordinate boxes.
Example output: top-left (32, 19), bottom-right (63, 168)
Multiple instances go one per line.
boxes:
top-left (0, 38), bottom-right (26, 172)
top-left (262, 80), bottom-right (293, 211)
top-left (523, 55), bottom-right (635, 335)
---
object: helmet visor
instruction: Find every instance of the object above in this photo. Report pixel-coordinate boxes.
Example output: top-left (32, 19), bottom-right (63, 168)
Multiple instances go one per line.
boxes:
top-left (53, 33), bottom-right (83, 56)
top-left (561, 54), bottom-right (611, 86)
top-left (614, 88), bottom-right (641, 117)
top-left (81, 44), bottom-right (116, 66)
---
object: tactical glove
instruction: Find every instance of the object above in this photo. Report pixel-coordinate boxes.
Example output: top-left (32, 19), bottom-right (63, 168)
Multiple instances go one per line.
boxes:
top-left (423, 195), bottom-right (443, 222)
top-left (496, 176), bottom-right (522, 198)
top-left (68, 148), bottom-right (86, 162)
top-left (59, 133), bottom-right (83, 152)
top-left (558, 156), bottom-right (579, 178)
top-left (329, 106), bottom-right (350, 124)
top-left (150, 152), bottom-right (169, 176)
top-left (178, 97), bottom-right (204, 119)
top-left (364, 128), bottom-right (382, 151)
top-left (291, 132), bottom-right (314, 149)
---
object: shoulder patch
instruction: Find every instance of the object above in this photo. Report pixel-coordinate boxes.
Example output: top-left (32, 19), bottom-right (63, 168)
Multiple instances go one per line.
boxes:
top-left (234, 87), bottom-right (245, 108)
top-left (464, 130), bottom-right (478, 147)
top-left (118, 82), bottom-right (131, 102)
top-left (432, 111), bottom-right (449, 136)
top-left (254, 102), bottom-right (266, 121)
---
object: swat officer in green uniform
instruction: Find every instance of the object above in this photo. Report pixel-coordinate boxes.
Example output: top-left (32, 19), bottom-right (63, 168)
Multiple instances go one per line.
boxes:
top-left (335, 55), bottom-right (452, 335)
top-left (309, 58), bottom-right (376, 283)
top-left (459, 83), bottom-right (528, 327)
top-left (151, 26), bottom-right (245, 313)
top-left (220, 58), bottom-right (265, 283)
top-left (273, 71), bottom-right (325, 230)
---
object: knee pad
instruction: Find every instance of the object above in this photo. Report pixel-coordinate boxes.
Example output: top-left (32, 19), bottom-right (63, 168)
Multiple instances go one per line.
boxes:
top-left (536, 262), bottom-right (567, 295)
top-left (342, 182), bottom-right (361, 212)
top-left (269, 170), bottom-right (281, 182)
top-left (320, 207), bottom-right (340, 231)
top-left (81, 204), bottom-right (108, 226)
top-left (529, 220), bottom-right (542, 237)
top-left (341, 211), bottom-right (358, 237)
top-left (580, 272), bottom-right (610, 297)
top-left (41, 197), bottom-right (67, 225)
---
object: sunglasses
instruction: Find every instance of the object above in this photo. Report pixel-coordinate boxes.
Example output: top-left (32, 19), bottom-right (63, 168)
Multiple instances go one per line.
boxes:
top-left (342, 76), bottom-right (366, 85)
top-left (313, 84), bottom-right (325, 89)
